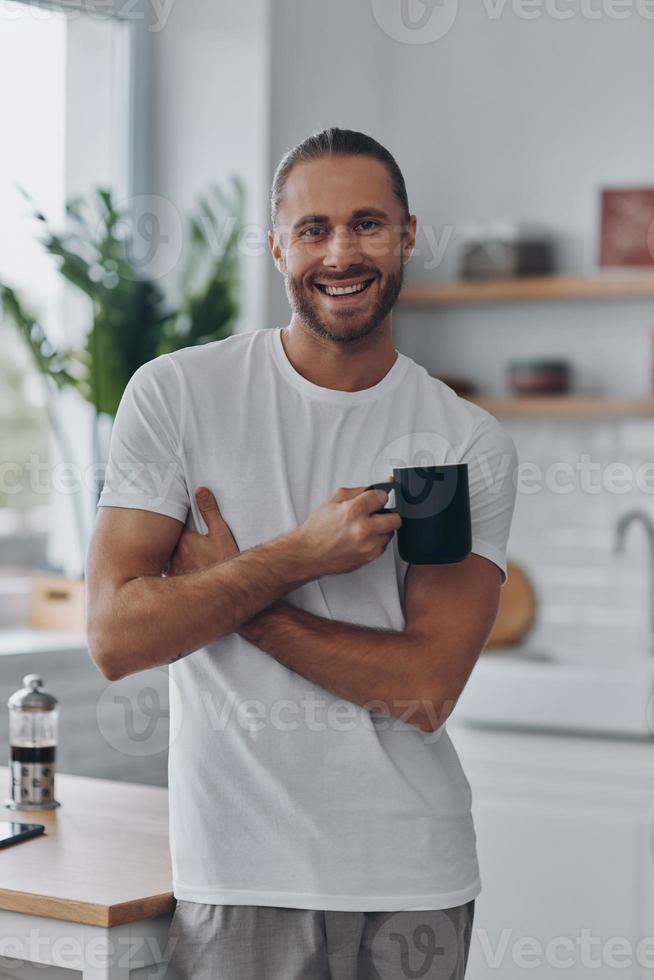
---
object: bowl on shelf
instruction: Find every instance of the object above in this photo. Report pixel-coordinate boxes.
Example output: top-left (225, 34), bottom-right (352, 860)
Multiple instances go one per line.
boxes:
top-left (508, 359), bottom-right (571, 396)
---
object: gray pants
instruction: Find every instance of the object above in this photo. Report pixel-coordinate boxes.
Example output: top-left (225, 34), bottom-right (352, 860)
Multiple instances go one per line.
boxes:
top-left (167, 899), bottom-right (475, 979)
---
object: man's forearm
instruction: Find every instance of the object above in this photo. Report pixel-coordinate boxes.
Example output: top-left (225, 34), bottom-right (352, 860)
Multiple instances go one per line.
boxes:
top-left (96, 531), bottom-right (319, 680)
top-left (239, 602), bottom-right (445, 733)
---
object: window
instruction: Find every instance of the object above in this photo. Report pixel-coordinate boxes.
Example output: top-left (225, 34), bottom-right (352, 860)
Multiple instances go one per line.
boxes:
top-left (0, 0), bottom-right (137, 577)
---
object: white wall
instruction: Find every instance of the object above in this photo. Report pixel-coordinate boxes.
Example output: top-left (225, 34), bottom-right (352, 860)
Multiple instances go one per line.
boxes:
top-left (384, 4), bottom-right (654, 278)
top-left (382, 4), bottom-right (654, 400)
top-left (150, 0), bottom-right (271, 335)
top-left (265, 0), bottom-right (393, 330)
top-left (266, 1), bottom-right (654, 395)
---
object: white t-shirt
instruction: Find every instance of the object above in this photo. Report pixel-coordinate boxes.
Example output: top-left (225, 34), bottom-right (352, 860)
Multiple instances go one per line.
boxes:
top-left (97, 326), bottom-right (518, 912)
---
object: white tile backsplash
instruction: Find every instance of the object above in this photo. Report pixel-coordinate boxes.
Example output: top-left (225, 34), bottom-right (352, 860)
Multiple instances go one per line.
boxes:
top-left (503, 416), bottom-right (654, 661)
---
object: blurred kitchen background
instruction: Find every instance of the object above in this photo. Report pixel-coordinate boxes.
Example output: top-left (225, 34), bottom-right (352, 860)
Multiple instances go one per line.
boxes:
top-left (1, 2), bottom-right (654, 978)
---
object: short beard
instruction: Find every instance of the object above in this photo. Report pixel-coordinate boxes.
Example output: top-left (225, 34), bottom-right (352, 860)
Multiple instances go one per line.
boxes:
top-left (284, 262), bottom-right (404, 344)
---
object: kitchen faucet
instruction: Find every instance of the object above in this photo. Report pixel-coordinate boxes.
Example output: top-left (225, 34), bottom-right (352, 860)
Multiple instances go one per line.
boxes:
top-left (613, 509), bottom-right (654, 655)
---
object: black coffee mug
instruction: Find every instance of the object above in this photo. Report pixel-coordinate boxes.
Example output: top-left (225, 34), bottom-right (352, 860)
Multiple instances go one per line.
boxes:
top-left (367, 464), bottom-right (472, 565)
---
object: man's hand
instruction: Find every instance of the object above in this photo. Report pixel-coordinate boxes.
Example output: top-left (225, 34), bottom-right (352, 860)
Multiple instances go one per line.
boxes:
top-left (295, 481), bottom-right (401, 576)
top-left (165, 487), bottom-right (240, 576)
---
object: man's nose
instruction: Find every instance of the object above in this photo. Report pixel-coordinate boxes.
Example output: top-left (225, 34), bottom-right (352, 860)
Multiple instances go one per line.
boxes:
top-left (322, 227), bottom-right (363, 270)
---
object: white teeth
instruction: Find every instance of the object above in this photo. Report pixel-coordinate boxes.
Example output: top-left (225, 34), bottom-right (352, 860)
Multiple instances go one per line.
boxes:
top-left (322, 280), bottom-right (370, 296)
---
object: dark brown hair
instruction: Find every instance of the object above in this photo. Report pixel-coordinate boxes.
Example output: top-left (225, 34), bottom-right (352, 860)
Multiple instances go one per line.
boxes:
top-left (270, 127), bottom-right (410, 229)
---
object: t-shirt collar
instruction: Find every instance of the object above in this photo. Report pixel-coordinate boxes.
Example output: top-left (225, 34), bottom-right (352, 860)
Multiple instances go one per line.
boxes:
top-left (271, 326), bottom-right (410, 405)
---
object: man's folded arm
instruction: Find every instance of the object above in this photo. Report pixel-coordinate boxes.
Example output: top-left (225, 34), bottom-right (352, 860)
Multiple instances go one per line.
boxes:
top-left (238, 552), bottom-right (502, 733)
top-left (85, 506), bottom-right (321, 681)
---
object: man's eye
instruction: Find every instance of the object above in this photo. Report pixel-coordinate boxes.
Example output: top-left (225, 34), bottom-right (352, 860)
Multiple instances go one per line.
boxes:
top-left (357, 220), bottom-right (380, 232)
top-left (301, 226), bottom-right (325, 238)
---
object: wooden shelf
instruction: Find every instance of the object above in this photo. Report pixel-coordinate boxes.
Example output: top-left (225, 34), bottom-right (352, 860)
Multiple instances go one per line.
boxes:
top-left (399, 275), bottom-right (654, 307)
top-left (467, 395), bottom-right (654, 418)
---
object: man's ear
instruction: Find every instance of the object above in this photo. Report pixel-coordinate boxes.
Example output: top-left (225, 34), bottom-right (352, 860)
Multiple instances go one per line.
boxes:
top-left (402, 214), bottom-right (418, 265)
top-left (268, 229), bottom-right (286, 274)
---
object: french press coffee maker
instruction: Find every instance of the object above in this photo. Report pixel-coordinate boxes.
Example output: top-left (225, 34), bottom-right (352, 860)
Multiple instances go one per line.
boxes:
top-left (6, 674), bottom-right (61, 810)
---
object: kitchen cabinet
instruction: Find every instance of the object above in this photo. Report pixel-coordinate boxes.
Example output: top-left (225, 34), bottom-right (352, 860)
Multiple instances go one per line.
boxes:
top-left (447, 720), bottom-right (654, 980)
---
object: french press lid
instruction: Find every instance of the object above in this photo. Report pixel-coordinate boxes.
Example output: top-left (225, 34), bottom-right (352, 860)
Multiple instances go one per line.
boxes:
top-left (8, 675), bottom-right (58, 712)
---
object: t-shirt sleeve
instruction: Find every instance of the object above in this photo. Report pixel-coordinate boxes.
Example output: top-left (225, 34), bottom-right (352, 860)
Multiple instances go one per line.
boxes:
top-left (460, 415), bottom-right (518, 585)
top-left (97, 354), bottom-right (190, 523)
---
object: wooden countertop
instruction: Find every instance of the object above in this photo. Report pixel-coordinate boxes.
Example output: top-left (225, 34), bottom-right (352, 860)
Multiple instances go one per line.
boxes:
top-left (0, 766), bottom-right (174, 927)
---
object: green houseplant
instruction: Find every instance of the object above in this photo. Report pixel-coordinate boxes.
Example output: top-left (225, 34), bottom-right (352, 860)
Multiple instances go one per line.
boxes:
top-left (0, 176), bottom-right (246, 581)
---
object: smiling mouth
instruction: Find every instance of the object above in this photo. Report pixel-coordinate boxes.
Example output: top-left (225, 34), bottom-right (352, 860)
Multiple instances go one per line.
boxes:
top-left (313, 277), bottom-right (376, 298)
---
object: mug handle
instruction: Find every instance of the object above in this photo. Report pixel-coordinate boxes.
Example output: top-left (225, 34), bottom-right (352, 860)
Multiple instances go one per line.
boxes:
top-left (366, 481), bottom-right (399, 515)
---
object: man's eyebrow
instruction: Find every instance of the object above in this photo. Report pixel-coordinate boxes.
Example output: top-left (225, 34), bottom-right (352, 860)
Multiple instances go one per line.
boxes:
top-left (291, 208), bottom-right (391, 231)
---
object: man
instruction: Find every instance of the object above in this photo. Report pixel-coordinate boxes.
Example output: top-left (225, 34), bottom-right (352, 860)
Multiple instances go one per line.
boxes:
top-left (86, 127), bottom-right (518, 980)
